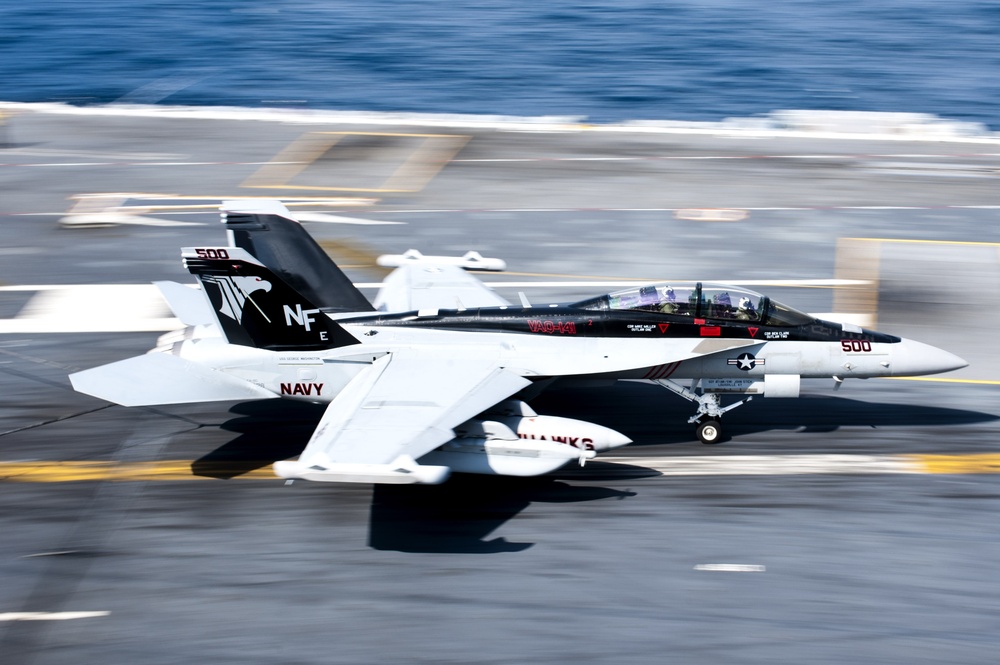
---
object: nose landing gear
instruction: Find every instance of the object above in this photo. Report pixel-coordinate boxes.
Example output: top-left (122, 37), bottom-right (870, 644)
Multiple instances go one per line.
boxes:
top-left (653, 379), bottom-right (752, 445)
top-left (695, 419), bottom-right (722, 445)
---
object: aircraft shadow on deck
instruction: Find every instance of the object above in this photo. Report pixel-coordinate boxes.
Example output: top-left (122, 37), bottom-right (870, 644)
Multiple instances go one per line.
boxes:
top-left (532, 381), bottom-right (998, 446)
top-left (192, 401), bottom-right (637, 553)
top-left (368, 476), bottom-right (635, 554)
top-left (729, 394), bottom-right (998, 438)
top-left (190, 400), bottom-right (324, 479)
top-left (189, 378), bottom-right (994, 551)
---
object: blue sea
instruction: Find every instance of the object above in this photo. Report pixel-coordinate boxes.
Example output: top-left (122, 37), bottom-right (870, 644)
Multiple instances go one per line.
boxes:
top-left (2, 1), bottom-right (998, 127)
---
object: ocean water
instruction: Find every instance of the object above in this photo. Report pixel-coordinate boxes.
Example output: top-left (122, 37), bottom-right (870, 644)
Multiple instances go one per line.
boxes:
top-left (1, 0), bottom-right (998, 127)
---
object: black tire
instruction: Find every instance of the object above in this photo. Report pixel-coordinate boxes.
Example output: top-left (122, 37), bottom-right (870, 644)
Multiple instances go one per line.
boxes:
top-left (696, 420), bottom-right (722, 445)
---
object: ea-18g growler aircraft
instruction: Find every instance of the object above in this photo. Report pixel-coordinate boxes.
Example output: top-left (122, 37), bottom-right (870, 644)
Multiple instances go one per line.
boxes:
top-left (70, 201), bottom-right (967, 484)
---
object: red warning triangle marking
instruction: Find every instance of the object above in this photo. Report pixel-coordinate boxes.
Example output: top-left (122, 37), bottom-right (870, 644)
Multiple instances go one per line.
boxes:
top-left (658, 323), bottom-right (670, 333)
top-left (748, 327), bottom-right (759, 338)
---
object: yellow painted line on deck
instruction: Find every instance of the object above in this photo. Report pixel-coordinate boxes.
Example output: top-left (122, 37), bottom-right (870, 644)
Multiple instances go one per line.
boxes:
top-left (842, 238), bottom-right (1000, 247)
top-left (243, 130), bottom-right (470, 193)
top-left (5, 454), bottom-right (1000, 482)
top-left (0, 461), bottom-right (277, 483)
top-left (380, 134), bottom-right (470, 192)
top-left (909, 454), bottom-right (1000, 474)
top-left (241, 132), bottom-right (345, 189)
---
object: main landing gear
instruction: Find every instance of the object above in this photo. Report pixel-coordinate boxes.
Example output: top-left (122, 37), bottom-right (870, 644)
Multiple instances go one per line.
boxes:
top-left (653, 379), bottom-right (752, 445)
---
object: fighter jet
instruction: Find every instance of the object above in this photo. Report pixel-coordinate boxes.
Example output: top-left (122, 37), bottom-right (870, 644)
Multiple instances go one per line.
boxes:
top-left (69, 202), bottom-right (967, 484)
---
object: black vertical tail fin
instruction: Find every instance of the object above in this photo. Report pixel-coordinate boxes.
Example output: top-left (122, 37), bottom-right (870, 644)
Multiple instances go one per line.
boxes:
top-left (182, 246), bottom-right (361, 351)
top-left (220, 200), bottom-right (376, 313)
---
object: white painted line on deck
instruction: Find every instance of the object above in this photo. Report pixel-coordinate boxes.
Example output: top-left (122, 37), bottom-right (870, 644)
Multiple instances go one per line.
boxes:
top-left (0, 281), bottom-right (867, 334)
top-left (0, 280), bottom-right (866, 294)
top-left (4, 148), bottom-right (183, 160)
top-left (0, 284), bottom-right (184, 333)
top-left (9, 204), bottom-right (1000, 218)
top-left (694, 564), bottom-right (766, 572)
top-left (13, 161), bottom-right (301, 168)
top-left (357, 205), bottom-right (1000, 214)
top-left (354, 279), bottom-right (869, 289)
top-left (21, 550), bottom-right (82, 558)
top-left (0, 611), bottom-right (110, 621)
top-left (0, 319), bottom-right (183, 334)
top-left (599, 454), bottom-right (920, 475)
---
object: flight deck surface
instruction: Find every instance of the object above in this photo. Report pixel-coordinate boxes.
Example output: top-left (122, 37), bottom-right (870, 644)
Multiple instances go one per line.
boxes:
top-left (1, 104), bottom-right (999, 664)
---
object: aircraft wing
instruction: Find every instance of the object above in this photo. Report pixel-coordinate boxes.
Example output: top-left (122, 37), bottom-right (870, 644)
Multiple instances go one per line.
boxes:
top-left (373, 263), bottom-right (510, 311)
top-left (274, 351), bottom-right (531, 484)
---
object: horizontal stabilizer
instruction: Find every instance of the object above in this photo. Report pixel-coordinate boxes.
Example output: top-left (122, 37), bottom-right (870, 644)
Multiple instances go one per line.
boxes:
top-left (153, 281), bottom-right (215, 326)
top-left (69, 353), bottom-right (277, 406)
top-left (273, 455), bottom-right (450, 485)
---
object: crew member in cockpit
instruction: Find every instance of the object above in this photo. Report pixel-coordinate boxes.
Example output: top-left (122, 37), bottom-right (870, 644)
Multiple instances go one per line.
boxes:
top-left (659, 286), bottom-right (678, 313)
top-left (736, 296), bottom-right (757, 320)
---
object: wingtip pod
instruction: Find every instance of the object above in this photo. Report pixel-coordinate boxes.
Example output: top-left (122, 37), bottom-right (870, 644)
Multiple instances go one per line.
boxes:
top-left (273, 455), bottom-right (451, 485)
top-left (376, 249), bottom-right (507, 272)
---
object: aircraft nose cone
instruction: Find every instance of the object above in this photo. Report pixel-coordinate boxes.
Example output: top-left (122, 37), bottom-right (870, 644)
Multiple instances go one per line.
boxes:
top-left (891, 338), bottom-right (968, 377)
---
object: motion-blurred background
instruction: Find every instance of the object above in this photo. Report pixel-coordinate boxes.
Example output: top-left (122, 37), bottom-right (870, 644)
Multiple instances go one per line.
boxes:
top-left (2, 0), bottom-right (998, 127)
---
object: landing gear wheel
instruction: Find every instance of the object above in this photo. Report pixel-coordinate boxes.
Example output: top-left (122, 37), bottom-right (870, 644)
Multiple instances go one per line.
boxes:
top-left (696, 420), bottom-right (722, 445)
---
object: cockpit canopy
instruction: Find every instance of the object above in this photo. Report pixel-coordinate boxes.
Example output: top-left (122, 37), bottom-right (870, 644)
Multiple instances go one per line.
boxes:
top-left (572, 282), bottom-right (815, 327)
